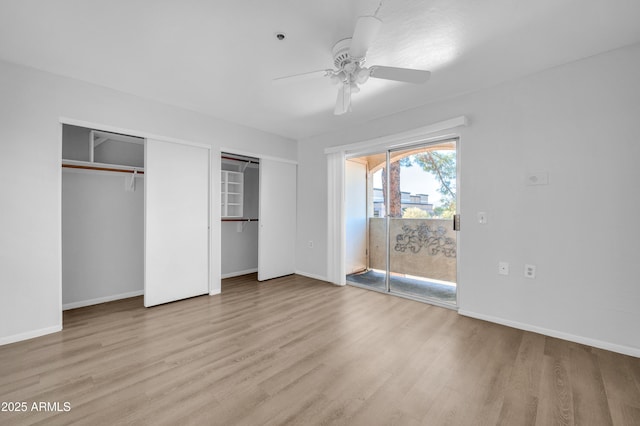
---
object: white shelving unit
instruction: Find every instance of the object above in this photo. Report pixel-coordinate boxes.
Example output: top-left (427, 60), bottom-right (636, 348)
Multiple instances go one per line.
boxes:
top-left (221, 170), bottom-right (244, 218)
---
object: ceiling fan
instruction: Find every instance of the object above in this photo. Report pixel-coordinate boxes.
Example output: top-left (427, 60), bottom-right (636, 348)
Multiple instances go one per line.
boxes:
top-left (273, 13), bottom-right (431, 115)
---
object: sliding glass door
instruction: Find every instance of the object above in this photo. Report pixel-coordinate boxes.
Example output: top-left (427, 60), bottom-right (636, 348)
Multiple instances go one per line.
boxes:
top-left (387, 141), bottom-right (457, 304)
top-left (345, 139), bottom-right (458, 306)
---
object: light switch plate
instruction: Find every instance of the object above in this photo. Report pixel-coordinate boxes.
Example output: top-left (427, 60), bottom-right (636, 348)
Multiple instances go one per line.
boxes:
top-left (477, 212), bottom-right (487, 224)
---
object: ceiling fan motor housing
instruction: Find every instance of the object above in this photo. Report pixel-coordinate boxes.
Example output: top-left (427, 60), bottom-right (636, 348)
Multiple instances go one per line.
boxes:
top-left (332, 38), bottom-right (355, 69)
top-left (331, 38), bottom-right (371, 87)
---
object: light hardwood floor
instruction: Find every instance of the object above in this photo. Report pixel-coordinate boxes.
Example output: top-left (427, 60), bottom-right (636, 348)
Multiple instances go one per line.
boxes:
top-left (1, 274), bottom-right (639, 425)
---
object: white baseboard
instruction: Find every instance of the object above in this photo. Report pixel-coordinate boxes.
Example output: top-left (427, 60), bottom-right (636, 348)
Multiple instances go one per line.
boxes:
top-left (458, 309), bottom-right (640, 358)
top-left (0, 324), bottom-right (62, 346)
top-left (295, 270), bottom-right (330, 283)
top-left (221, 268), bottom-right (258, 279)
top-left (63, 290), bottom-right (144, 310)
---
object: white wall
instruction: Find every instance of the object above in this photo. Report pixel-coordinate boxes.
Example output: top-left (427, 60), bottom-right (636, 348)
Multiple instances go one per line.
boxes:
top-left (296, 43), bottom-right (640, 355)
top-left (221, 222), bottom-right (259, 277)
top-left (0, 59), bottom-right (296, 345)
top-left (62, 170), bottom-right (144, 308)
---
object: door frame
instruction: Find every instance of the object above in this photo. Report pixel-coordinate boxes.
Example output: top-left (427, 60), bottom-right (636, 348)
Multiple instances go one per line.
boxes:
top-left (344, 137), bottom-right (461, 309)
top-left (325, 116), bottom-right (467, 307)
top-left (217, 147), bottom-right (298, 288)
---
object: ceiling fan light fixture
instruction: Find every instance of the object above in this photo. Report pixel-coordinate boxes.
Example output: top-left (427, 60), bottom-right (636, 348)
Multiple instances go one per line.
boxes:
top-left (356, 67), bottom-right (371, 84)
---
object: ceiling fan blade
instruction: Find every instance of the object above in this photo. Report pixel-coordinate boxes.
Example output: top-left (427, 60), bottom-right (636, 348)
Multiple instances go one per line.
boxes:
top-left (334, 83), bottom-right (352, 115)
top-left (273, 69), bottom-right (332, 85)
top-left (369, 66), bottom-right (431, 84)
top-left (349, 16), bottom-right (382, 60)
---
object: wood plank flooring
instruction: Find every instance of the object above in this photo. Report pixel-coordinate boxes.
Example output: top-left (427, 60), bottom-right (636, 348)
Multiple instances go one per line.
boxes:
top-left (1, 274), bottom-right (639, 425)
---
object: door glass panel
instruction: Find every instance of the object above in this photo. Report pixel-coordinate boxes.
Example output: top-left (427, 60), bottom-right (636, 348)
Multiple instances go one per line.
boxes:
top-left (345, 153), bottom-right (387, 291)
top-left (387, 141), bottom-right (457, 305)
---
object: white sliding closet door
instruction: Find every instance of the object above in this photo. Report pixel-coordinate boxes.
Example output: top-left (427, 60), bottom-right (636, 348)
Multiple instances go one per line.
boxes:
top-left (258, 159), bottom-right (296, 281)
top-left (145, 139), bottom-right (210, 307)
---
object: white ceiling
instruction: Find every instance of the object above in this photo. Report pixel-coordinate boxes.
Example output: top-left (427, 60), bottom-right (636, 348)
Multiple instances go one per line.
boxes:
top-left (1, 0), bottom-right (639, 140)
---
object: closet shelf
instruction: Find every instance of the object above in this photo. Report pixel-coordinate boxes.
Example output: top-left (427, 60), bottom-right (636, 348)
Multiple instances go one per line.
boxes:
top-left (221, 170), bottom-right (243, 218)
top-left (222, 218), bottom-right (259, 222)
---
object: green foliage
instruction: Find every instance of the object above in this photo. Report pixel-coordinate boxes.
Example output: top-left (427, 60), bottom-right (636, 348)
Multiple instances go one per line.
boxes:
top-left (403, 150), bottom-right (456, 207)
top-left (402, 207), bottom-right (430, 218)
top-left (382, 149), bottom-right (457, 219)
top-left (432, 201), bottom-right (456, 219)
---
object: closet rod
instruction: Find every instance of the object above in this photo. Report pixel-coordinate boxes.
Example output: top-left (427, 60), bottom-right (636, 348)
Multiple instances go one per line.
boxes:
top-left (221, 218), bottom-right (259, 222)
top-left (62, 164), bottom-right (144, 174)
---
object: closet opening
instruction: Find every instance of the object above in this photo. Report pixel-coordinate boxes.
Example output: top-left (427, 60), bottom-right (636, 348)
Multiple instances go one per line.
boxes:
top-left (61, 124), bottom-right (145, 313)
top-left (61, 121), bottom-right (213, 313)
top-left (220, 152), bottom-right (260, 280)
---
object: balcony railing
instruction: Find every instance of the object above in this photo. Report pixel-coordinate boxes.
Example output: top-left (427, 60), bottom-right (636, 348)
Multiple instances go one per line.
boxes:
top-left (369, 218), bottom-right (457, 283)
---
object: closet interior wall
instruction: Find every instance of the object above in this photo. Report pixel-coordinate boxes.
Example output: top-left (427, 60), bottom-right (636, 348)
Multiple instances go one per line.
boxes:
top-left (221, 154), bottom-right (259, 278)
top-left (61, 124), bottom-right (144, 309)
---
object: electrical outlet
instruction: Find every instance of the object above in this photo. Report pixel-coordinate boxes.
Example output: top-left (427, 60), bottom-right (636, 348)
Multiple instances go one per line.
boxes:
top-left (524, 264), bottom-right (536, 279)
top-left (308, 240), bottom-right (314, 248)
top-left (498, 262), bottom-right (509, 275)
